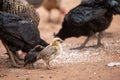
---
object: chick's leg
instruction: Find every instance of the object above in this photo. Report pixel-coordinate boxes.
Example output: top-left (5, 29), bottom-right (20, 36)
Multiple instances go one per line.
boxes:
top-left (45, 60), bottom-right (51, 70)
top-left (29, 64), bottom-right (35, 69)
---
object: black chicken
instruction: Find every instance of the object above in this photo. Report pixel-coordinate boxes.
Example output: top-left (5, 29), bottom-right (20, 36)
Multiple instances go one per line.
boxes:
top-left (24, 45), bottom-right (44, 68)
top-left (0, 0), bottom-right (3, 11)
top-left (0, 11), bottom-right (48, 67)
top-left (56, 0), bottom-right (120, 49)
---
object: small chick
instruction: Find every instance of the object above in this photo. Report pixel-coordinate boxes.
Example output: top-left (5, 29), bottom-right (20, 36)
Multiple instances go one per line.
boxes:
top-left (24, 38), bottom-right (63, 69)
top-left (38, 37), bottom-right (63, 69)
top-left (24, 45), bottom-right (44, 68)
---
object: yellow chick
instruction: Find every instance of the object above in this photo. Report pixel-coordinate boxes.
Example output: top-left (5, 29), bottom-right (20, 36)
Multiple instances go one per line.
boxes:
top-left (37, 37), bottom-right (63, 69)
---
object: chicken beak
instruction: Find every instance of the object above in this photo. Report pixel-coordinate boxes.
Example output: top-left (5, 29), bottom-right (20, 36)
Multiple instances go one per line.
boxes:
top-left (60, 39), bottom-right (63, 43)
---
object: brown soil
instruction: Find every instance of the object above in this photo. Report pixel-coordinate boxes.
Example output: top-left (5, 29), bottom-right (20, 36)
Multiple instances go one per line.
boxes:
top-left (0, 0), bottom-right (120, 80)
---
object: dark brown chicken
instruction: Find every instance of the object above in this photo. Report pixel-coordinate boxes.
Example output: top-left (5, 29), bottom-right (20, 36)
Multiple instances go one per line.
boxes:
top-left (3, 0), bottom-right (40, 26)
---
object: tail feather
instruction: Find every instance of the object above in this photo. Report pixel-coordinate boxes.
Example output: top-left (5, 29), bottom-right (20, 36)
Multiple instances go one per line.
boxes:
top-left (107, 0), bottom-right (120, 14)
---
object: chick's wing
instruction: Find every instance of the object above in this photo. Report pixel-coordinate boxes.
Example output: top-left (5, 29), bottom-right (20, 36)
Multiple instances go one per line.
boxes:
top-left (37, 45), bottom-right (57, 59)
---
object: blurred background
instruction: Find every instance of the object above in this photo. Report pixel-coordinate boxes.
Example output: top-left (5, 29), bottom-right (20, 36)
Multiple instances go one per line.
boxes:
top-left (36, 0), bottom-right (81, 43)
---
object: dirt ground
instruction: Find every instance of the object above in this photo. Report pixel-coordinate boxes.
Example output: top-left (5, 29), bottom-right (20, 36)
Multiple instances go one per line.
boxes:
top-left (0, 0), bottom-right (120, 80)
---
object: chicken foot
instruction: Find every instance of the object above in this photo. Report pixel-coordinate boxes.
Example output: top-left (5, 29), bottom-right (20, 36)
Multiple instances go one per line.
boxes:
top-left (70, 32), bottom-right (103, 50)
top-left (13, 52), bottom-right (24, 65)
top-left (3, 42), bottom-right (23, 68)
top-left (70, 36), bottom-right (91, 50)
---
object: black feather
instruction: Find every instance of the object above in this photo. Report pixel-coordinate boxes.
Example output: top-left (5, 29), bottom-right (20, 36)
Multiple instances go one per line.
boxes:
top-left (0, 11), bottom-right (48, 53)
top-left (24, 53), bottom-right (37, 67)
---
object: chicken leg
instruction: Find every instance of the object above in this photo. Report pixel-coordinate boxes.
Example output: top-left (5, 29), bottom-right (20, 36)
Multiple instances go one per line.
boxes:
top-left (70, 36), bottom-right (91, 50)
top-left (70, 31), bottom-right (104, 50)
top-left (44, 59), bottom-right (52, 70)
top-left (96, 31), bottom-right (103, 47)
top-left (2, 42), bottom-right (23, 68)
top-left (13, 52), bottom-right (24, 65)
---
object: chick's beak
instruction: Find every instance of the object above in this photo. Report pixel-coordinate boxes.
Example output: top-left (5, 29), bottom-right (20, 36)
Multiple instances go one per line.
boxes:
top-left (60, 39), bottom-right (63, 43)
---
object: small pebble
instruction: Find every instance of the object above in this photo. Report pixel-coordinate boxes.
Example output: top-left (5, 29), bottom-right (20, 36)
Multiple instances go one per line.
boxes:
top-left (0, 74), bottom-right (7, 77)
top-left (26, 77), bottom-right (30, 80)
top-left (49, 76), bottom-right (52, 79)
top-left (40, 76), bottom-right (44, 78)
